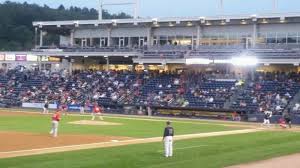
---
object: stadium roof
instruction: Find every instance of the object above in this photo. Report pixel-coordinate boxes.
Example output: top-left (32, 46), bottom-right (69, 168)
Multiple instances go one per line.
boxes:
top-left (33, 12), bottom-right (300, 27)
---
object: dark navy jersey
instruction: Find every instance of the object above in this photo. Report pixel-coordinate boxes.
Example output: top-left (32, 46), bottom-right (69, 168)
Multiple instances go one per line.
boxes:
top-left (44, 103), bottom-right (49, 108)
top-left (264, 113), bottom-right (271, 119)
top-left (163, 126), bottom-right (174, 137)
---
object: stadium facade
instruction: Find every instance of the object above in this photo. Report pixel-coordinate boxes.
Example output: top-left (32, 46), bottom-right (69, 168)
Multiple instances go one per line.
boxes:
top-left (2, 13), bottom-right (300, 72)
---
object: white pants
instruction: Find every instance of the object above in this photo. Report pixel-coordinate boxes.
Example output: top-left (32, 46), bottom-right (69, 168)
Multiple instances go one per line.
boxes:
top-left (92, 113), bottom-right (103, 120)
top-left (164, 136), bottom-right (173, 157)
top-left (43, 107), bottom-right (48, 114)
top-left (80, 107), bottom-right (85, 114)
top-left (50, 121), bottom-right (59, 137)
top-left (263, 119), bottom-right (270, 125)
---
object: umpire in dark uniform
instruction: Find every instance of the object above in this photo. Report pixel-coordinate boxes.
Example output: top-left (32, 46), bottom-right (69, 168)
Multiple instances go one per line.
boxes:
top-left (283, 110), bottom-right (292, 128)
top-left (162, 121), bottom-right (174, 157)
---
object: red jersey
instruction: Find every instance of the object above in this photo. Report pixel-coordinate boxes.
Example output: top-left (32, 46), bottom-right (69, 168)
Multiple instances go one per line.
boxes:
top-left (279, 118), bottom-right (286, 125)
top-left (93, 106), bottom-right (101, 113)
top-left (52, 112), bottom-right (61, 121)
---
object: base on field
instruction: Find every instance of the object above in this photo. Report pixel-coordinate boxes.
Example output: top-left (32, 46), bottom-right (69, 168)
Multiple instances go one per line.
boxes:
top-left (69, 120), bottom-right (122, 126)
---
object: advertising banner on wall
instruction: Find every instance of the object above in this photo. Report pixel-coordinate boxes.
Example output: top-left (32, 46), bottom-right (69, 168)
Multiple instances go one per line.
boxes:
top-left (0, 54), bottom-right (5, 61)
top-left (15, 54), bottom-right (27, 61)
top-left (67, 104), bottom-right (92, 112)
top-left (41, 56), bottom-right (49, 62)
top-left (22, 103), bottom-right (58, 109)
top-left (48, 57), bottom-right (61, 62)
top-left (5, 54), bottom-right (15, 61)
top-left (26, 54), bottom-right (38, 61)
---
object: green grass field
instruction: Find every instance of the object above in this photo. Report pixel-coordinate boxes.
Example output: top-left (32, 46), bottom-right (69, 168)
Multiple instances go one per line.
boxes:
top-left (0, 112), bottom-right (300, 168)
top-left (0, 114), bottom-right (239, 138)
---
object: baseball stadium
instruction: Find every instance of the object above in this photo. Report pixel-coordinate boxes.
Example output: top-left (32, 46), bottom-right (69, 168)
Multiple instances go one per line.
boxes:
top-left (1, 0), bottom-right (300, 167)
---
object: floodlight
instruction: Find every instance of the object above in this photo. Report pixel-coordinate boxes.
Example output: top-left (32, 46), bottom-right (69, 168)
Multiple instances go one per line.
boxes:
top-left (186, 58), bottom-right (211, 65)
top-left (231, 56), bottom-right (258, 66)
top-left (214, 59), bottom-right (230, 64)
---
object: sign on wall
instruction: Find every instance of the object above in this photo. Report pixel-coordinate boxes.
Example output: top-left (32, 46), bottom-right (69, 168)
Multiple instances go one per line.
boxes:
top-left (15, 54), bottom-right (27, 61)
top-left (0, 54), bottom-right (5, 61)
top-left (27, 54), bottom-right (38, 61)
top-left (5, 54), bottom-right (15, 61)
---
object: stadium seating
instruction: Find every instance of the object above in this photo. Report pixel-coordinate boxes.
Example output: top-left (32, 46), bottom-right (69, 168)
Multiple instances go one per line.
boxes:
top-left (1, 68), bottom-right (300, 115)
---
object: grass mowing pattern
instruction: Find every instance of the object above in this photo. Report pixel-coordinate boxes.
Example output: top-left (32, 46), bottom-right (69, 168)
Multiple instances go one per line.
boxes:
top-left (0, 131), bottom-right (300, 168)
top-left (0, 115), bottom-right (240, 138)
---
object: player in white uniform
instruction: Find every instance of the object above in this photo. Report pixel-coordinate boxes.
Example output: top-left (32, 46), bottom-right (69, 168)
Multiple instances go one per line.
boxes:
top-left (43, 100), bottom-right (49, 114)
top-left (162, 121), bottom-right (174, 158)
top-left (262, 110), bottom-right (272, 127)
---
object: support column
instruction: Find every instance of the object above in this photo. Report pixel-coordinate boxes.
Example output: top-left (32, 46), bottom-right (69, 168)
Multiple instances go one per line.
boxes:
top-left (39, 30), bottom-right (44, 47)
top-left (90, 38), bottom-right (94, 47)
top-left (128, 37), bottom-right (132, 48)
top-left (147, 27), bottom-right (152, 47)
top-left (107, 28), bottom-right (112, 47)
top-left (34, 27), bottom-right (38, 48)
top-left (70, 30), bottom-right (74, 46)
top-left (196, 25), bottom-right (202, 49)
top-left (252, 23), bottom-right (257, 48)
top-left (38, 56), bottom-right (42, 71)
top-left (138, 37), bottom-right (141, 47)
top-left (106, 57), bottom-right (110, 71)
top-left (69, 59), bottom-right (73, 75)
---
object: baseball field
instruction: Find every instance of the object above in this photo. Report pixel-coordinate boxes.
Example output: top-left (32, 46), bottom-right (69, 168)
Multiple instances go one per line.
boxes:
top-left (0, 109), bottom-right (300, 168)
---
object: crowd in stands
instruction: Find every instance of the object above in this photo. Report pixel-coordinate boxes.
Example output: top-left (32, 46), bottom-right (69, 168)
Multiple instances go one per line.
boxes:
top-left (232, 72), bottom-right (300, 114)
top-left (1, 67), bottom-right (300, 115)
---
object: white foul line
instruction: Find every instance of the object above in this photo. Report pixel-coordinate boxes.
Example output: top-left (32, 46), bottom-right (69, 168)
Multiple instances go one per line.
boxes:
top-left (157, 145), bottom-right (209, 153)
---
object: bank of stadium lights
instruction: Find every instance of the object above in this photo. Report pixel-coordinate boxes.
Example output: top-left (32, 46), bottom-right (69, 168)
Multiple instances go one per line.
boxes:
top-left (169, 22), bottom-right (174, 27)
top-left (74, 21), bottom-right (79, 27)
top-left (152, 18), bottom-right (159, 27)
top-left (187, 22), bottom-right (193, 27)
top-left (240, 20), bottom-right (247, 25)
top-left (262, 19), bottom-right (268, 24)
top-left (205, 21), bottom-right (212, 26)
top-left (84, 56), bottom-right (89, 58)
top-left (231, 56), bottom-right (258, 66)
top-left (186, 56), bottom-right (258, 66)
top-left (98, 0), bottom-right (140, 20)
top-left (220, 20), bottom-right (226, 25)
top-left (112, 20), bottom-right (117, 26)
top-left (186, 58), bottom-right (212, 65)
top-left (280, 17), bottom-right (285, 23)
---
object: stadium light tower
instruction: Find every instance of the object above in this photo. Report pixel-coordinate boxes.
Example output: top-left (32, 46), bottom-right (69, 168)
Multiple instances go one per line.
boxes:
top-left (98, 0), bottom-right (140, 20)
top-left (218, 0), bottom-right (278, 14)
top-left (219, 0), bottom-right (224, 15)
top-left (272, 0), bottom-right (278, 13)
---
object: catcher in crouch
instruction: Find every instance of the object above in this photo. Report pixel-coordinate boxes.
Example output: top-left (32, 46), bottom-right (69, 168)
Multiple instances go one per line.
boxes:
top-left (91, 103), bottom-right (104, 121)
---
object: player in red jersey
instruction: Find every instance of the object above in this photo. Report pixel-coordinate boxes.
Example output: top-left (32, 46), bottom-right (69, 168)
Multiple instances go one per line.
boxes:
top-left (49, 110), bottom-right (61, 137)
top-left (278, 118), bottom-right (287, 129)
top-left (61, 103), bottom-right (68, 116)
top-left (91, 103), bottom-right (103, 121)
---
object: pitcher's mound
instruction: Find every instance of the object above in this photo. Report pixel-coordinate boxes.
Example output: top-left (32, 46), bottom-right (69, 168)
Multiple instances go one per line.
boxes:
top-left (69, 120), bottom-right (122, 126)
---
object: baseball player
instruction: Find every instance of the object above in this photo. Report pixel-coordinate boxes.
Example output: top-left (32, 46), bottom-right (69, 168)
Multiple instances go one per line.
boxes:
top-left (43, 100), bottom-right (49, 114)
top-left (49, 110), bottom-right (61, 137)
top-left (80, 101), bottom-right (85, 114)
top-left (262, 110), bottom-right (272, 127)
top-left (283, 111), bottom-right (292, 128)
top-left (162, 121), bottom-right (174, 158)
top-left (61, 103), bottom-right (68, 116)
top-left (278, 118), bottom-right (287, 129)
top-left (91, 103), bottom-right (103, 121)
